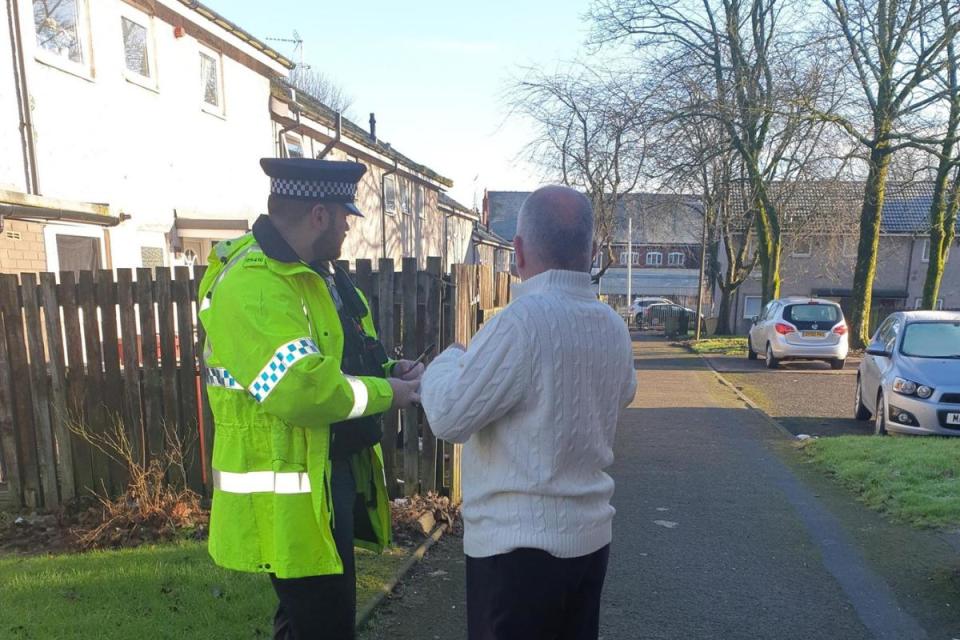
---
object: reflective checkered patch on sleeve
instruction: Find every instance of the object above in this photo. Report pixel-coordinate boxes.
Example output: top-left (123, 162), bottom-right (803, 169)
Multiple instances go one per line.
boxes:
top-left (249, 338), bottom-right (320, 402)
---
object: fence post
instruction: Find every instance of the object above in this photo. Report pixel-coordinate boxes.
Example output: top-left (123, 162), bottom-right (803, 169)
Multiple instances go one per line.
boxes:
top-left (173, 267), bottom-right (203, 494)
top-left (96, 269), bottom-right (125, 492)
top-left (40, 273), bottom-right (75, 501)
top-left (419, 257), bottom-right (442, 494)
top-left (116, 269), bottom-right (145, 469)
top-left (401, 258), bottom-right (419, 497)
top-left (0, 278), bottom-right (22, 504)
top-left (136, 268), bottom-right (164, 461)
top-left (377, 259), bottom-right (398, 497)
top-left (155, 268), bottom-right (181, 480)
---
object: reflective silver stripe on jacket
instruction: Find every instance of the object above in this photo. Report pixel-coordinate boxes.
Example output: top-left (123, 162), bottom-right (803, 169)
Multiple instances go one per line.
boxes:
top-left (213, 469), bottom-right (311, 494)
top-left (345, 375), bottom-right (368, 419)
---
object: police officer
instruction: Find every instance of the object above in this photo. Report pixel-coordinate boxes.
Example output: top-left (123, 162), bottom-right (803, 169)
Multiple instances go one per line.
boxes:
top-left (198, 158), bottom-right (423, 639)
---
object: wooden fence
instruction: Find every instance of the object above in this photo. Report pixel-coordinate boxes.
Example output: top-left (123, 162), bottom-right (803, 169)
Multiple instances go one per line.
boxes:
top-left (0, 258), bottom-right (514, 509)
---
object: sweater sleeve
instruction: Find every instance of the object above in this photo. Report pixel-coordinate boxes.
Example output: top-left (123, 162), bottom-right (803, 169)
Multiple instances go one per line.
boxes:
top-left (421, 311), bottom-right (529, 444)
top-left (621, 330), bottom-right (638, 408)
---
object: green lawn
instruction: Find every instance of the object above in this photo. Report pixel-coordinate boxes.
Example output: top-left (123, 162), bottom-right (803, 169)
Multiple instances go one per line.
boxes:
top-left (0, 541), bottom-right (409, 639)
top-left (684, 337), bottom-right (748, 356)
top-left (803, 436), bottom-right (960, 528)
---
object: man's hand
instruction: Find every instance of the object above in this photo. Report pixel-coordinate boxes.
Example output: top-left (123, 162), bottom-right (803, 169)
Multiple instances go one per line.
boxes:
top-left (388, 377), bottom-right (421, 410)
top-left (392, 359), bottom-right (425, 382)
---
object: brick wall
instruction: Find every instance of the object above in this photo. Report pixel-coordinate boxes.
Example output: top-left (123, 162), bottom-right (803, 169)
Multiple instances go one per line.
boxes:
top-left (0, 220), bottom-right (47, 274)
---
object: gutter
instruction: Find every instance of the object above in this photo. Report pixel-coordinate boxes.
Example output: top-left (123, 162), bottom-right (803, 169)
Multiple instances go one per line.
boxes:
top-left (1, 203), bottom-right (125, 227)
top-left (316, 112), bottom-right (342, 159)
top-left (6, 0), bottom-right (39, 194)
top-left (381, 160), bottom-right (398, 261)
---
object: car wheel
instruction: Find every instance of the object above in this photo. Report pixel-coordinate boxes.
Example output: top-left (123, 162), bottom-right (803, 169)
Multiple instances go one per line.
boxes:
top-left (765, 343), bottom-right (780, 369)
top-left (830, 358), bottom-right (845, 370)
top-left (747, 337), bottom-right (758, 360)
top-left (854, 377), bottom-right (871, 421)
top-left (874, 393), bottom-right (888, 436)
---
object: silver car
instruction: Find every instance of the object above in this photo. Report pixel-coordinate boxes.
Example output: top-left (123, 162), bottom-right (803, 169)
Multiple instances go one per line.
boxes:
top-left (747, 297), bottom-right (849, 369)
top-left (856, 311), bottom-right (960, 436)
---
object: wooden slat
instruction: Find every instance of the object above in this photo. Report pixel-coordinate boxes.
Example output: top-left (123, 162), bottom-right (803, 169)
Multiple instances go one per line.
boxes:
top-left (479, 264), bottom-right (495, 310)
top-left (20, 273), bottom-right (59, 508)
top-left (173, 267), bottom-right (203, 493)
top-left (449, 265), bottom-right (470, 505)
top-left (194, 265), bottom-right (214, 497)
top-left (40, 273), bottom-right (75, 501)
top-left (0, 277), bottom-right (23, 503)
top-left (59, 272), bottom-right (94, 494)
top-left (401, 258), bottom-right (419, 497)
top-left (136, 268), bottom-right (163, 459)
top-left (155, 268), bottom-right (180, 480)
top-left (377, 259), bottom-right (398, 496)
top-left (355, 259), bottom-right (373, 305)
top-left (419, 257), bottom-right (442, 493)
top-left (88, 271), bottom-right (117, 492)
top-left (116, 269), bottom-right (145, 467)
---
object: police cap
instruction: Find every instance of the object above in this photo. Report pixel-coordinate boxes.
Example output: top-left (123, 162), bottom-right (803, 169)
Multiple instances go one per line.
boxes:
top-left (260, 157), bottom-right (366, 217)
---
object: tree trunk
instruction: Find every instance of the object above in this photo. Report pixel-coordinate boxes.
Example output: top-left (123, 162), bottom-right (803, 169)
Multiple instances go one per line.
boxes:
top-left (922, 171), bottom-right (959, 309)
top-left (715, 288), bottom-right (735, 335)
top-left (850, 146), bottom-right (892, 348)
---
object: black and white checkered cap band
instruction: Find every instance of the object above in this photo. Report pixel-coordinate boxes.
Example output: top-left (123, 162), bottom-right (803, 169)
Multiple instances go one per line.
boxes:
top-left (271, 178), bottom-right (357, 201)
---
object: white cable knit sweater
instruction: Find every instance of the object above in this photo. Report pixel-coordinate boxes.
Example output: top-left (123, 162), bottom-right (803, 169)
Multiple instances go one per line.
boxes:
top-left (421, 269), bottom-right (637, 558)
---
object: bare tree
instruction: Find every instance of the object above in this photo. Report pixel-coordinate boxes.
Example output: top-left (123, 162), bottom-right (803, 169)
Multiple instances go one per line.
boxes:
top-left (507, 63), bottom-right (653, 280)
top-left (289, 66), bottom-right (354, 116)
top-left (591, 0), bottom-right (840, 306)
top-left (816, 0), bottom-right (960, 346)
top-left (921, 0), bottom-right (960, 309)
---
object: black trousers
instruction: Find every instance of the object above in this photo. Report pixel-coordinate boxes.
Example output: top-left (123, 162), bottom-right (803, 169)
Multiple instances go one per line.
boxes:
top-left (271, 459), bottom-right (356, 640)
top-left (466, 545), bottom-right (610, 640)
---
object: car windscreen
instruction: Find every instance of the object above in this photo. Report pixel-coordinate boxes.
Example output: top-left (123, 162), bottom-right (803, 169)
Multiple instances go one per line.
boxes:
top-left (783, 304), bottom-right (841, 329)
top-left (900, 322), bottom-right (960, 358)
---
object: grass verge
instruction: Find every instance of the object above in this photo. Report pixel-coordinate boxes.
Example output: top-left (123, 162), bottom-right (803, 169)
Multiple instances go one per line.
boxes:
top-left (683, 337), bottom-right (748, 356)
top-left (0, 541), bottom-right (409, 639)
top-left (802, 436), bottom-right (960, 528)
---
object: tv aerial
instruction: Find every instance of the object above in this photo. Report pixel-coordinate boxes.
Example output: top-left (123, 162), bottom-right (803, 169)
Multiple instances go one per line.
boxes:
top-left (267, 30), bottom-right (310, 70)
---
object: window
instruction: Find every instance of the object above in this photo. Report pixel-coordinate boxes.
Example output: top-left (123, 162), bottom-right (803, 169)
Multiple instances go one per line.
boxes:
top-left (645, 251), bottom-right (663, 266)
top-left (914, 297), bottom-right (944, 310)
top-left (619, 251), bottom-right (638, 266)
top-left (285, 135), bottom-right (304, 158)
top-left (199, 48), bottom-right (224, 114)
top-left (921, 238), bottom-right (931, 262)
top-left (668, 252), bottom-right (685, 266)
top-left (401, 182), bottom-right (413, 216)
top-left (791, 237), bottom-right (812, 257)
top-left (33, 0), bottom-right (90, 74)
top-left (842, 235), bottom-right (858, 258)
top-left (140, 246), bottom-right (164, 268)
top-left (121, 15), bottom-right (152, 82)
top-left (743, 296), bottom-right (762, 319)
top-left (416, 186), bottom-right (425, 219)
top-left (384, 175), bottom-right (397, 215)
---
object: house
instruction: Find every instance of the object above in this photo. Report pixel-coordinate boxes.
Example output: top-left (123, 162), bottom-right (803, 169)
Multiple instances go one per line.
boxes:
top-left (269, 81), bottom-right (452, 270)
top-left (484, 190), bottom-right (707, 308)
top-left (729, 182), bottom-right (960, 334)
top-left (440, 193), bottom-right (513, 272)
top-left (0, 0), bottom-right (293, 273)
top-left (0, 0), bottom-right (456, 275)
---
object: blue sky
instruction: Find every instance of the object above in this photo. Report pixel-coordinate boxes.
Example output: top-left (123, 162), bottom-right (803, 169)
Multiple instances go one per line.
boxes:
top-left (203, 0), bottom-right (594, 207)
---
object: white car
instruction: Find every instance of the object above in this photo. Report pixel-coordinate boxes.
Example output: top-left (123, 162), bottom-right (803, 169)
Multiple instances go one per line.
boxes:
top-left (747, 297), bottom-right (849, 370)
top-left (628, 297), bottom-right (673, 327)
top-left (856, 311), bottom-right (960, 436)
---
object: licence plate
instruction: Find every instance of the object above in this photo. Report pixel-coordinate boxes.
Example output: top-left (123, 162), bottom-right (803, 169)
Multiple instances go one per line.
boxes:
top-left (948, 413), bottom-right (960, 425)
top-left (803, 331), bottom-right (826, 338)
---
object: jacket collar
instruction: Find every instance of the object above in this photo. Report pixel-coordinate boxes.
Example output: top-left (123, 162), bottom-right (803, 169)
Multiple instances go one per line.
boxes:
top-left (512, 269), bottom-right (596, 300)
top-left (252, 215), bottom-right (334, 277)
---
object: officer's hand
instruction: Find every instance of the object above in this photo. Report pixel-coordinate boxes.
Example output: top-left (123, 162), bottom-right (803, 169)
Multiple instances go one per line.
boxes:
top-left (393, 359), bottom-right (425, 382)
top-left (388, 378), bottom-right (421, 410)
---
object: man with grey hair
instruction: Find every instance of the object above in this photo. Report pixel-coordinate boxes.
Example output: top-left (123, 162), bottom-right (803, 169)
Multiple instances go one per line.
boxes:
top-left (421, 185), bottom-right (637, 639)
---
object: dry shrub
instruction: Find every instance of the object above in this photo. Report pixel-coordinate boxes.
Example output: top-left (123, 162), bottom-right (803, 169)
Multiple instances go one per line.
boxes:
top-left (67, 415), bottom-right (208, 550)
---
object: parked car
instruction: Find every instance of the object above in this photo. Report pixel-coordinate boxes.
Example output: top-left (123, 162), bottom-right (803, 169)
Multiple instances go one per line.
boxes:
top-left (629, 297), bottom-right (674, 327)
top-left (855, 311), bottom-right (960, 436)
top-left (747, 297), bottom-right (848, 369)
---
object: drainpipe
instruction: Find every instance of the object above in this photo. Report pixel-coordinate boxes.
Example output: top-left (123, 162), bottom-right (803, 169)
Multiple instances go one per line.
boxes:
top-left (381, 160), bottom-right (398, 260)
top-left (316, 112), bottom-right (342, 159)
top-left (7, 0), bottom-right (39, 193)
top-left (277, 89), bottom-right (301, 157)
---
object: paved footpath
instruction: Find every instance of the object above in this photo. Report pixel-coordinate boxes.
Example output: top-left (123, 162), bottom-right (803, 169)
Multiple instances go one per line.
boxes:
top-left (362, 339), bottom-right (959, 640)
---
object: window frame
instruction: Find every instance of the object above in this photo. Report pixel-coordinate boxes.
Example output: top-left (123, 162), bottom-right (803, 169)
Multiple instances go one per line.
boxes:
top-left (842, 235), bottom-right (858, 258)
top-left (415, 185), bottom-right (425, 219)
top-left (619, 251), bottom-right (639, 266)
top-left (743, 295), bottom-right (763, 320)
top-left (383, 174), bottom-right (398, 216)
top-left (42, 224), bottom-right (106, 272)
top-left (119, 5), bottom-right (157, 90)
top-left (400, 181), bottom-right (413, 216)
top-left (645, 251), bottom-right (663, 266)
top-left (791, 237), bottom-right (813, 258)
top-left (667, 251), bottom-right (685, 266)
top-left (32, 0), bottom-right (94, 80)
top-left (284, 134), bottom-right (304, 159)
top-left (198, 45), bottom-right (225, 117)
top-left (913, 297), bottom-right (944, 310)
top-left (921, 238), bottom-right (931, 263)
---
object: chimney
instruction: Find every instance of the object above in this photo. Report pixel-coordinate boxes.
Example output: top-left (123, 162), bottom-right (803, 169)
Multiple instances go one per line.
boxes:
top-left (369, 113), bottom-right (377, 142)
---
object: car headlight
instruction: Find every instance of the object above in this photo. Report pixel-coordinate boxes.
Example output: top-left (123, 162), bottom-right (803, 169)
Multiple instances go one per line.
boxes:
top-left (893, 377), bottom-right (935, 399)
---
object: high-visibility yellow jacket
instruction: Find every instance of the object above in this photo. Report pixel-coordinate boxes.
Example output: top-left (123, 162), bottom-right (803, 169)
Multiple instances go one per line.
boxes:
top-left (197, 230), bottom-right (393, 579)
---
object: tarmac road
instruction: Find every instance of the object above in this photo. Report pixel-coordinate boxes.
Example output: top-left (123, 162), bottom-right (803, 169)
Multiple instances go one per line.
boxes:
top-left (361, 339), bottom-right (959, 640)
